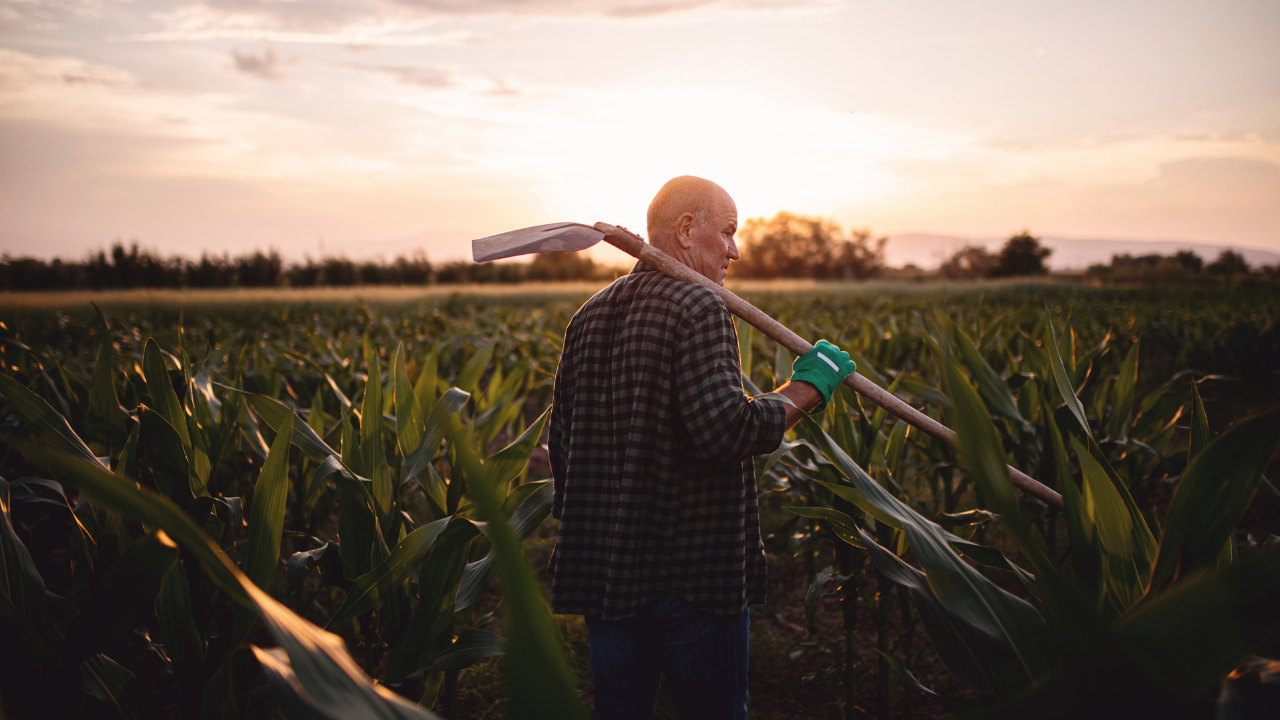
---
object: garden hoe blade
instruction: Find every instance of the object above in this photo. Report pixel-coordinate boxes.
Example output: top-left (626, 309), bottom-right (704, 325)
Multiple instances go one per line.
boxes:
top-left (471, 222), bottom-right (604, 263)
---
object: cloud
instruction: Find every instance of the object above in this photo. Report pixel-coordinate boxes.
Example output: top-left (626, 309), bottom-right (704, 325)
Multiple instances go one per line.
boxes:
top-left (229, 42), bottom-right (291, 79)
top-left (122, 0), bottom-right (837, 45)
top-left (0, 48), bottom-right (138, 90)
top-left (345, 63), bottom-right (453, 88)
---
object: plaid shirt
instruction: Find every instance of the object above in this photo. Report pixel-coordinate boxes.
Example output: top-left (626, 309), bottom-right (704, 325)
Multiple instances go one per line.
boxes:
top-left (548, 261), bottom-right (787, 619)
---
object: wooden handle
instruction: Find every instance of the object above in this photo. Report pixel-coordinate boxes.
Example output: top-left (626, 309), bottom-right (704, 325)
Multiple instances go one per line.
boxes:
top-left (594, 222), bottom-right (1064, 511)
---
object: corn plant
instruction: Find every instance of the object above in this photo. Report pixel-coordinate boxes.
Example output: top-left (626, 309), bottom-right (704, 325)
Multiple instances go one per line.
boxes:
top-left (0, 309), bottom-right (588, 720)
top-left (764, 311), bottom-right (1280, 718)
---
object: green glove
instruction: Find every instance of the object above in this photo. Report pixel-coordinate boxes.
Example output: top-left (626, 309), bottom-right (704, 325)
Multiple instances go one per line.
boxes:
top-left (791, 340), bottom-right (857, 413)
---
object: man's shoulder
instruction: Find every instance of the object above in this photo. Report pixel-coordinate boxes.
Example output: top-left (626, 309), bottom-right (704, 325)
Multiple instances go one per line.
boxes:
top-left (583, 266), bottom-right (726, 320)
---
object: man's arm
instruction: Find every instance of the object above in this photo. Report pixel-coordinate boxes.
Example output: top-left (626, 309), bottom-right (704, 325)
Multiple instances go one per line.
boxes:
top-left (774, 380), bottom-right (824, 430)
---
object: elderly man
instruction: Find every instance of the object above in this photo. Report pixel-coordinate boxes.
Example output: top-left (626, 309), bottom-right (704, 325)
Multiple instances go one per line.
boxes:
top-left (547, 176), bottom-right (856, 720)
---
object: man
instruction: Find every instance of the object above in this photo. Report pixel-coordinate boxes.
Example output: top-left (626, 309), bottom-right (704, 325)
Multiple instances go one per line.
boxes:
top-left (548, 176), bottom-right (856, 720)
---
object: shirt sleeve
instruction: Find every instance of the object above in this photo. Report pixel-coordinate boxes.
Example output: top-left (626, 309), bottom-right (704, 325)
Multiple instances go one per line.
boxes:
top-left (549, 341), bottom-right (569, 521)
top-left (673, 304), bottom-right (788, 465)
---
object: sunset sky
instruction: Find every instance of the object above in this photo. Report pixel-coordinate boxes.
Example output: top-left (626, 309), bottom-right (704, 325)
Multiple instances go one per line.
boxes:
top-left (2, 0), bottom-right (1277, 267)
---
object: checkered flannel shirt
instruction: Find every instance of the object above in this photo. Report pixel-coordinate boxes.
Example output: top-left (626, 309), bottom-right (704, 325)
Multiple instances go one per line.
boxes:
top-left (547, 260), bottom-right (788, 620)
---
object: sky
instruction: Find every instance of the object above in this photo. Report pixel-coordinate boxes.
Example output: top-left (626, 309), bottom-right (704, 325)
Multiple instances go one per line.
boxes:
top-left (1, 0), bottom-right (1278, 268)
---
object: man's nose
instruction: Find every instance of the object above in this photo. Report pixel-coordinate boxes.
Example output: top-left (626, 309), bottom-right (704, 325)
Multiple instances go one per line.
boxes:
top-left (727, 238), bottom-right (740, 261)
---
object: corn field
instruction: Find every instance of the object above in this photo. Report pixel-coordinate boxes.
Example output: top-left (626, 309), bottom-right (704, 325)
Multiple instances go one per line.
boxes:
top-left (1, 284), bottom-right (1278, 719)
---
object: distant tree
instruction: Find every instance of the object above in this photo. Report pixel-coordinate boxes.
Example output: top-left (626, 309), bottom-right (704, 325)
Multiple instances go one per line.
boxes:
top-left (526, 252), bottom-right (598, 282)
top-left (1173, 250), bottom-right (1203, 273)
top-left (988, 230), bottom-right (1051, 277)
top-left (236, 251), bottom-right (283, 286)
top-left (733, 212), bottom-right (885, 280)
top-left (1207, 249), bottom-right (1249, 275)
top-left (939, 246), bottom-right (994, 279)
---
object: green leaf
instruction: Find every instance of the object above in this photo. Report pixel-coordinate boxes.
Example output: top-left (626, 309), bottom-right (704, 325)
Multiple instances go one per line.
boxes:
top-left (327, 516), bottom-right (452, 627)
top-left (21, 436), bottom-right (437, 719)
top-left (236, 412), bottom-right (295, 639)
top-left (138, 406), bottom-right (193, 508)
top-left (156, 561), bottom-right (205, 718)
top-left (946, 315), bottom-right (1026, 425)
top-left (414, 343), bottom-right (439, 411)
top-left (488, 405), bottom-right (551, 495)
top-left (71, 530), bottom-right (179, 662)
top-left (402, 388), bottom-right (471, 484)
top-left (1070, 436), bottom-right (1142, 612)
top-left (0, 373), bottom-right (102, 467)
top-left (1105, 342), bottom-right (1139, 441)
top-left (1043, 399), bottom-right (1098, 593)
top-left (393, 343), bottom-right (427, 460)
top-left (142, 339), bottom-right (191, 452)
top-left (456, 481), bottom-right (554, 612)
top-left (1147, 406), bottom-right (1280, 595)
top-left (796, 408), bottom-right (1056, 693)
top-left (773, 343), bottom-right (792, 385)
top-left (82, 653), bottom-right (140, 720)
top-left (0, 478), bottom-right (47, 621)
top-left (19, 444), bottom-right (250, 606)
top-left (424, 628), bottom-right (506, 672)
top-left (237, 387), bottom-right (340, 464)
top-left (736, 318), bottom-right (753, 384)
top-left (1045, 317), bottom-right (1092, 441)
top-left (858, 526), bottom-right (1015, 697)
top-left (444, 424), bottom-right (589, 720)
top-left (1189, 382), bottom-right (1211, 461)
top-left (384, 520), bottom-right (480, 684)
top-left (362, 351), bottom-right (392, 520)
top-left (455, 338), bottom-right (496, 396)
top-left (85, 306), bottom-right (124, 457)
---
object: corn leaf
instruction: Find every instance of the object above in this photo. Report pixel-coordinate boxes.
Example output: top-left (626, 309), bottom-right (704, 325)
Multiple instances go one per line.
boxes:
top-left (945, 315), bottom-right (1026, 425)
top-left (234, 412), bottom-right (295, 639)
top-left (156, 561), bottom-right (205, 717)
top-left (455, 481), bottom-right (553, 611)
top-left (384, 519), bottom-right (481, 684)
top-left (1147, 406), bottom-right (1280, 594)
top-left (361, 351), bottom-right (392, 520)
top-left (455, 338), bottom-right (496, 395)
top-left (142, 339), bottom-right (191, 452)
top-left (0, 478), bottom-right (47, 621)
top-left (328, 516), bottom-right (452, 627)
top-left (138, 406), bottom-right (194, 508)
top-left (19, 445), bottom-right (250, 606)
top-left (1105, 342), bottom-right (1139, 441)
top-left (85, 307), bottom-right (124, 456)
top-left (1045, 317), bottom-right (1092, 441)
top-left (393, 343), bottom-right (427, 459)
top-left (0, 372), bottom-right (102, 467)
top-left (487, 405), bottom-right (551, 495)
top-left (1189, 381), bottom-right (1211, 461)
top-left (424, 628), bottom-right (506, 672)
top-left (444, 424), bottom-right (589, 720)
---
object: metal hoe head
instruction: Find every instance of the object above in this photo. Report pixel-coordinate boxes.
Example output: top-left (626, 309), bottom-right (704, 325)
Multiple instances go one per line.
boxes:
top-left (471, 222), bottom-right (605, 263)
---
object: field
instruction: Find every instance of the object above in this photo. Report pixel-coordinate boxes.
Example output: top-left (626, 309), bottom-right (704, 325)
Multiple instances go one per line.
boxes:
top-left (1, 279), bottom-right (1278, 720)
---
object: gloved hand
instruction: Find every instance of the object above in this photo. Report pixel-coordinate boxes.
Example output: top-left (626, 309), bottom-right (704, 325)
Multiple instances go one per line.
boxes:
top-left (790, 340), bottom-right (857, 413)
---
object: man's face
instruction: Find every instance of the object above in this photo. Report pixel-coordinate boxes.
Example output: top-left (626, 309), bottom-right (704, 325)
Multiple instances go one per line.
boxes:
top-left (688, 191), bottom-right (740, 286)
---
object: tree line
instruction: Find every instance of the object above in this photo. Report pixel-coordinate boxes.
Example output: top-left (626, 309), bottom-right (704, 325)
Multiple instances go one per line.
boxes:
top-left (1082, 248), bottom-right (1269, 284)
top-left (0, 242), bottom-right (622, 290)
top-left (4, 221), bottom-right (1271, 290)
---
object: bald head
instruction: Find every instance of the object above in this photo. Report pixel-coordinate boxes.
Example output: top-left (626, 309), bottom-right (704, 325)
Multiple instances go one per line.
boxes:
top-left (646, 176), bottom-right (732, 250)
top-left (644, 175), bottom-right (741, 285)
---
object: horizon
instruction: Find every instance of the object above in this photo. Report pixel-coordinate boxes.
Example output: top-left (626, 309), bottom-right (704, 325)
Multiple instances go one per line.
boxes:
top-left (2, 1), bottom-right (1277, 267)
top-left (5, 230), bottom-right (1276, 274)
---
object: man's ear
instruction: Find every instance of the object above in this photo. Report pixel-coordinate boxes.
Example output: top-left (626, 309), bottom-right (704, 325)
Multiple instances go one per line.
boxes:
top-left (673, 212), bottom-right (697, 249)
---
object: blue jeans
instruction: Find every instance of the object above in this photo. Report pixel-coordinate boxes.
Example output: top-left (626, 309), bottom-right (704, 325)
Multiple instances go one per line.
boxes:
top-left (585, 593), bottom-right (749, 720)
